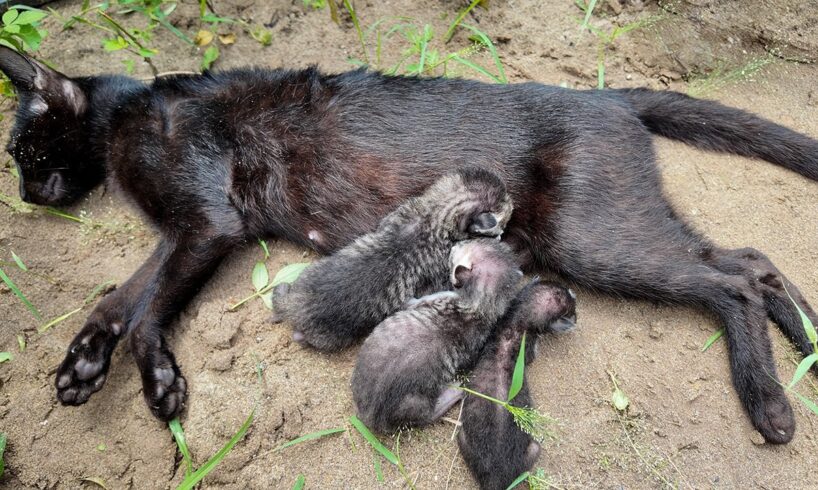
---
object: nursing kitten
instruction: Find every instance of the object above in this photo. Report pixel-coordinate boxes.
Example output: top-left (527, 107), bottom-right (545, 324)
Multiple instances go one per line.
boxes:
top-left (351, 239), bottom-right (522, 433)
top-left (271, 167), bottom-right (512, 351)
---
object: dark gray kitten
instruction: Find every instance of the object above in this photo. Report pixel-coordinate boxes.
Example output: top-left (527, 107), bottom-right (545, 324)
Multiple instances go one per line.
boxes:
top-left (271, 167), bottom-right (512, 352)
top-left (351, 239), bottom-right (523, 434)
top-left (457, 280), bottom-right (576, 490)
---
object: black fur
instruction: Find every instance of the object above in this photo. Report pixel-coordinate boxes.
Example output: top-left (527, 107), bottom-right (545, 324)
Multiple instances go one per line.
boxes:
top-left (1, 46), bottom-right (816, 441)
top-left (458, 280), bottom-right (576, 490)
top-left (271, 167), bottom-right (512, 351)
top-left (351, 239), bottom-right (523, 433)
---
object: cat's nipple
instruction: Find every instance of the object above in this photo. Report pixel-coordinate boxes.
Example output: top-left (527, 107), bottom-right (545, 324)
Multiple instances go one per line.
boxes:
top-left (307, 230), bottom-right (325, 247)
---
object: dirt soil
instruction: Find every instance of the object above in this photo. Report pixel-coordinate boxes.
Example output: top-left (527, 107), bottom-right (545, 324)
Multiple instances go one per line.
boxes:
top-left (2, 0), bottom-right (818, 488)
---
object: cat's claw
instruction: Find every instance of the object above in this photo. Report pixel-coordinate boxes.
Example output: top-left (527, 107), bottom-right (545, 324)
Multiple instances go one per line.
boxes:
top-left (55, 321), bottom-right (121, 406)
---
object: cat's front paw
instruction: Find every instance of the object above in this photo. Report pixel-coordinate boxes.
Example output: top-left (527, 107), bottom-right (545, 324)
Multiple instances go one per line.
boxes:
top-left (55, 319), bottom-right (123, 405)
top-left (142, 359), bottom-right (187, 421)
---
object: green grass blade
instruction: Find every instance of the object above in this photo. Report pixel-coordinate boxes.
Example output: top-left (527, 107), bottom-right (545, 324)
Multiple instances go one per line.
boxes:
top-left (0, 267), bottom-right (41, 320)
top-left (444, 0), bottom-right (482, 43)
top-left (38, 307), bottom-right (82, 334)
top-left (460, 23), bottom-right (507, 84)
top-left (79, 477), bottom-right (108, 489)
top-left (168, 417), bottom-right (194, 477)
top-left (176, 409), bottom-right (255, 490)
top-left (0, 352), bottom-right (12, 363)
top-left (783, 287), bottom-right (817, 346)
top-left (580, 0), bottom-right (598, 30)
top-left (343, 0), bottom-right (368, 64)
top-left (0, 432), bottom-right (6, 478)
top-left (788, 353), bottom-right (818, 389)
top-left (274, 427), bottom-right (346, 452)
top-left (83, 280), bottom-right (114, 305)
top-left (791, 390), bottom-right (818, 416)
top-left (348, 415), bottom-right (399, 465)
top-left (11, 251), bottom-right (27, 271)
top-left (701, 328), bottom-right (724, 352)
top-left (505, 471), bottom-right (530, 490)
top-left (17, 334), bottom-right (25, 352)
top-left (450, 55), bottom-right (501, 83)
top-left (44, 206), bottom-right (85, 223)
top-left (292, 474), bottom-right (305, 490)
top-left (507, 332), bottom-right (526, 402)
top-left (372, 450), bottom-right (384, 482)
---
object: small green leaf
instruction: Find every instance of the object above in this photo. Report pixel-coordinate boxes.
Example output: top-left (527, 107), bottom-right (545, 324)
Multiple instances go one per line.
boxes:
top-left (784, 287), bottom-right (816, 346)
top-left (788, 353), bottom-right (818, 389)
top-left (251, 262), bottom-right (269, 292)
top-left (0, 432), bottom-right (6, 478)
top-left (505, 471), bottom-right (530, 490)
top-left (701, 328), bottom-right (724, 352)
top-left (176, 409), bottom-right (254, 490)
top-left (138, 47), bottom-right (158, 58)
top-left (102, 36), bottom-right (128, 51)
top-left (16, 334), bottom-right (25, 352)
top-left (260, 291), bottom-right (273, 310)
top-left (168, 417), bottom-right (193, 477)
top-left (507, 332), bottom-right (527, 402)
top-left (0, 267), bottom-right (41, 320)
top-left (251, 27), bottom-right (272, 46)
top-left (292, 474), bottom-right (305, 490)
top-left (348, 416), bottom-right (399, 466)
top-left (612, 387), bottom-right (629, 412)
top-left (0, 352), bottom-right (12, 363)
top-left (2, 9), bottom-right (19, 26)
top-left (13, 10), bottom-right (48, 26)
top-left (3, 24), bottom-right (20, 34)
top-left (271, 263), bottom-right (310, 288)
top-left (11, 251), bottom-right (27, 271)
top-left (121, 59), bottom-right (135, 75)
top-left (274, 427), bottom-right (346, 452)
top-left (96, 443), bottom-right (107, 452)
top-left (201, 45), bottom-right (219, 71)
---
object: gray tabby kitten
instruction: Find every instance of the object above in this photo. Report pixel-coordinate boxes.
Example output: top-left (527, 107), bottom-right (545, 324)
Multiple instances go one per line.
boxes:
top-left (458, 279), bottom-right (576, 490)
top-left (271, 167), bottom-right (512, 352)
top-left (351, 239), bottom-right (523, 434)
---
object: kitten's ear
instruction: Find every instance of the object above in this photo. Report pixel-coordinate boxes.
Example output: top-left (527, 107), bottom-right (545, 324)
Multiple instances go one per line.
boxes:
top-left (452, 264), bottom-right (472, 288)
top-left (0, 46), bottom-right (86, 113)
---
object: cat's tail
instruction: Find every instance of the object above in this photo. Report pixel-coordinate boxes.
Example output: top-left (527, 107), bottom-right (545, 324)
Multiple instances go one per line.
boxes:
top-left (613, 88), bottom-right (818, 181)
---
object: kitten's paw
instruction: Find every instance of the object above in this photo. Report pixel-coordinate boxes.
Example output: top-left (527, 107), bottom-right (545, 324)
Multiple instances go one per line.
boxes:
top-left (55, 320), bottom-right (123, 405)
top-left (142, 361), bottom-right (187, 421)
top-left (752, 394), bottom-right (795, 444)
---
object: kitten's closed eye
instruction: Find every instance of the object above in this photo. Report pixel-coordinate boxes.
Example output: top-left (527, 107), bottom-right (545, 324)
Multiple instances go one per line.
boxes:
top-left (468, 212), bottom-right (498, 235)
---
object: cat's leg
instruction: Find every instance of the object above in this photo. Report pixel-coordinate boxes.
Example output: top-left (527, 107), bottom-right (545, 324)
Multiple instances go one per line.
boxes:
top-left (709, 247), bottom-right (818, 361)
top-left (542, 206), bottom-right (795, 443)
top-left (56, 241), bottom-right (171, 405)
top-left (129, 233), bottom-right (239, 420)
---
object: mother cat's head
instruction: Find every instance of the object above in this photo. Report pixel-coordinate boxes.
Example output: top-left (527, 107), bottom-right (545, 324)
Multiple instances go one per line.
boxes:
top-left (0, 46), bottom-right (105, 206)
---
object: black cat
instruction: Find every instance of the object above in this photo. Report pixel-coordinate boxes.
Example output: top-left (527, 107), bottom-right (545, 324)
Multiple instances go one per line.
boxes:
top-left (1, 46), bottom-right (816, 444)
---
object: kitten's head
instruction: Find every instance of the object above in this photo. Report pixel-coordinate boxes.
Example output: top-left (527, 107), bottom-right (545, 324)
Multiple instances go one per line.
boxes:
top-left (449, 238), bottom-right (522, 317)
top-left (512, 279), bottom-right (577, 335)
top-left (425, 167), bottom-right (513, 240)
top-left (0, 47), bottom-right (102, 206)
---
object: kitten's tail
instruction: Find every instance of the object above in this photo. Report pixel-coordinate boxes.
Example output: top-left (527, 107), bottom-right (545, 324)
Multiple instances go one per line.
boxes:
top-left (613, 88), bottom-right (818, 181)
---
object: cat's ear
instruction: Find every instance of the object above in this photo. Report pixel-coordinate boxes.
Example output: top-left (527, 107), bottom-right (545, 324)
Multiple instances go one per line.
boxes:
top-left (0, 46), bottom-right (86, 113)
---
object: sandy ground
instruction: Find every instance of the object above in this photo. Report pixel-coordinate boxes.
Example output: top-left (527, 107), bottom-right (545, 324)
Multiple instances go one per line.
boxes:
top-left (1, 0), bottom-right (817, 488)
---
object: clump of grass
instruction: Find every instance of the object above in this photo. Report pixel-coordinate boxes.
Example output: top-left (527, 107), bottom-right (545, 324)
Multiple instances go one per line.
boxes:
top-left (576, 1), bottom-right (660, 88)
top-left (686, 56), bottom-right (774, 98)
top-left (229, 248), bottom-right (310, 311)
top-left (170, 409), bottom-right (255, 490)
top-left (457, 333), bottom-right (557, 442)
top-left (778, 287), bottom-right (818, 416)
top-left (443, 0), bottom-right (488, 43)
top-left (506, 467), bottom-right (556, 490)
top-left (0, 251), bottom-right (41, 320)
top-left (348, 415), bottom-right (415, 489)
